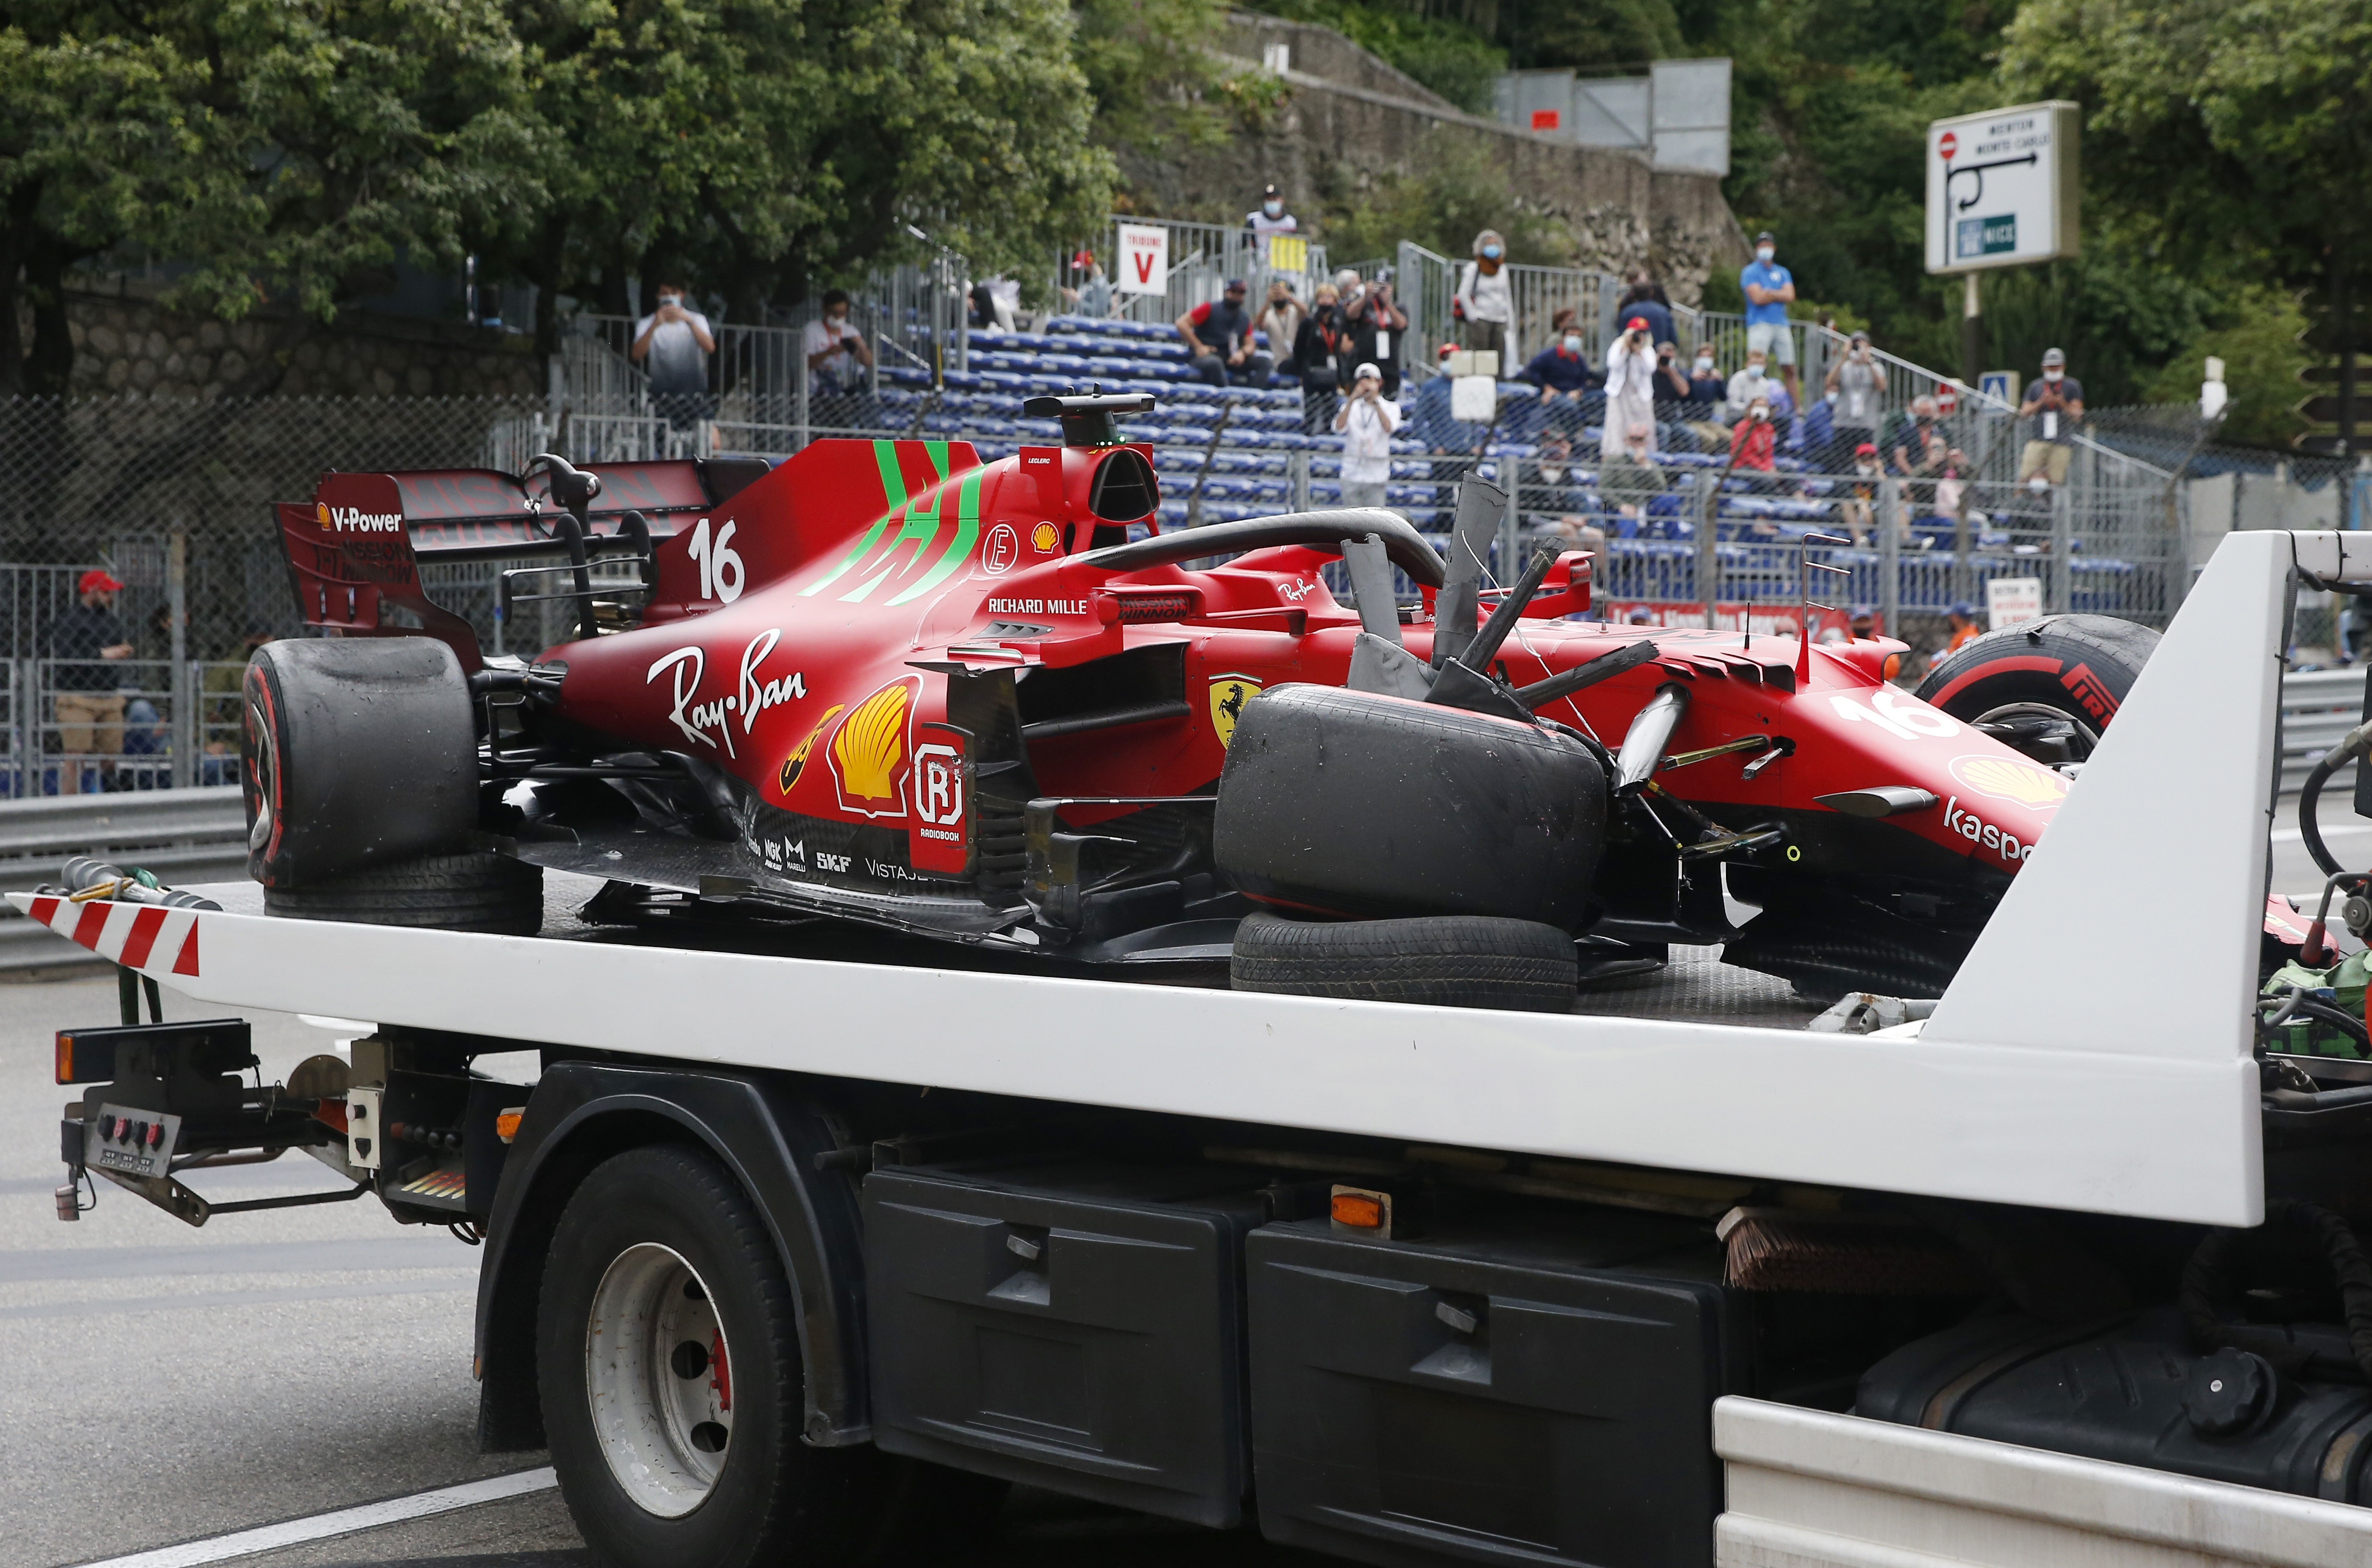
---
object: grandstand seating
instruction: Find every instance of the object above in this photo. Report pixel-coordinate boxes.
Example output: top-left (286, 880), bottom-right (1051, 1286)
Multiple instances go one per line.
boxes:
top-left (852, 316), bottom-right (2142, 617)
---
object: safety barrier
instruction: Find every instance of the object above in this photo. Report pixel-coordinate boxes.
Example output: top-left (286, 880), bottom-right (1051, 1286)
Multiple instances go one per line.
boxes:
top-left (0, 784), bottom-right (247, 971)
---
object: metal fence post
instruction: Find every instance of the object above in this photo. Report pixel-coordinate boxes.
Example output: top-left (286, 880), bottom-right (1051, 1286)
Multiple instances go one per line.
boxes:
top-left (1291, 449), bottom-right (1311, 514)
top-left (1697, 469), bottom-right (1720, 628)
top-left (167, 530), bottom-right (191, 789)
top-left (2050, 480), bottom-right (2074, 613)
top-left (795, 343), bottom-right (809, 454)
top-left (1878, 477), bottom-right (1901, 641)
top-left (1497, 464), bottom-right (1521, 585)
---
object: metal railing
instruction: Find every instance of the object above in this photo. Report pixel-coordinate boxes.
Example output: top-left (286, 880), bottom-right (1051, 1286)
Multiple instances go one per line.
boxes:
top-left (2, 658), bottom-right (250, 798)
top-left (0, 784), bottom-right (248, 970)
top-left (1056, 217), bottom-right (1332, 328)
top-left (2283, 667), bottom-right (2367, 796)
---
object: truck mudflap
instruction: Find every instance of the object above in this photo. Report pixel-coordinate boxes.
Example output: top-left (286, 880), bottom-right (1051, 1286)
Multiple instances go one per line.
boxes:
top-left (1714, 1397), bottom-right (2372, 1567)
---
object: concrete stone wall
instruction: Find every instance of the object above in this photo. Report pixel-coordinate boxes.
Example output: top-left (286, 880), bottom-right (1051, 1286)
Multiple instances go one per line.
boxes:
top-left (1139, 13), bottom-right (1750, 305)
top-left (52, 289), bottom-right (540, 399)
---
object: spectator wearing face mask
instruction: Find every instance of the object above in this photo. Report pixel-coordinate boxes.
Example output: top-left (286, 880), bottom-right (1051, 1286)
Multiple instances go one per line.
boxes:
top-left (1601, 315), bottom-right (1660, 461)
top-left (1519, 309), bottom-right (1596, 437)
top-left (1343, 277), bottom-right (1407, 397)
top-left (1739, 231), bottom-right (1801, 408)
top-left (1246, 184), bottom-right (1299, 265)
top-left (1334, 362), bottom-right (1402, 511)
top-left (1291, 283), bottom-right (1346, 434)
top-left (802, 288), bottom-right (874, 398)
top-left (631, 280), bottom-right (716, 429)
top-left (1176, 279), bottom-right (1272, 387)
top-left (1651, 341), bottom-right (1695, 452)
top-left (1728, 397), bottom-right (1777, 474)
top-left (1615, 270), bottom-right (1675, 359)
top-left (1682, 345), bottom-right (1728, 447)
top-left (1888, 395), bottom-right (1947, 482)
top-left (1598, 422), bottom-right (1667, 529)
top-left (1726, 349), bottom-right (1773, 423)
top-left (2017, 348), bottom-right (2084, 487)
top-left (1257, 280), bottom-right (1305, 373)
top-left (1837, 442), bottom-right (1887, 547)
top-left (1934, 447), bottom-right (1974, 525)
top-left (1454, 230), bottom-right (1514, 361)
top-left (1824, 331), bottom-right (1886, 470)
top-left (1525, 432), bottom-right (1581, 516)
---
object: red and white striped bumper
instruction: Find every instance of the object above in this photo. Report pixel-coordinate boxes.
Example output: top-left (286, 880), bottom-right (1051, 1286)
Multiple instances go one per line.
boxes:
top-left (5, 894), bottom-right (199, 976)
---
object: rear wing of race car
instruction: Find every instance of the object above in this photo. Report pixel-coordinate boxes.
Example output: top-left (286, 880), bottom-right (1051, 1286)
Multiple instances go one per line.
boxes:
top-left (271, 454), bottom-right (774, 672)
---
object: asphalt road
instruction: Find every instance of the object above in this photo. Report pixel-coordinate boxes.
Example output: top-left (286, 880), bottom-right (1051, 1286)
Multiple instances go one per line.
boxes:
top-left (0, 974), bottom-right (1323, 1568)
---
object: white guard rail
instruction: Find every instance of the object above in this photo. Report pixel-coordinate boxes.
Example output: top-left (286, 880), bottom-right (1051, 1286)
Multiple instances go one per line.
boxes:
top-left (0, 785), bottom-right (247, 971)
top-left (2283, 665), bottom-right (2366, 796)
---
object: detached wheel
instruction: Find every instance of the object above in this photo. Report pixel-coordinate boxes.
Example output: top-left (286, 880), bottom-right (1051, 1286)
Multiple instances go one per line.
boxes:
top-left (542, 1146), bottom-right (869, 1567)
top-left (262, 850), bottom-right (542, 935)
top-left (1913, 614), bottom-right (2158, 766)
top-left (1214, 685), bottom-right (1608, 927)
top-left (242, 636), bottom-right (478, 887)
top-left (1231, 910), bottom-right (1577, 1012)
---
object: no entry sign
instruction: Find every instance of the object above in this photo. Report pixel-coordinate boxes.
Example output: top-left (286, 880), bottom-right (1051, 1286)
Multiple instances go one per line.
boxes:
top-left (1938, 130), bottom-right (1957, 160)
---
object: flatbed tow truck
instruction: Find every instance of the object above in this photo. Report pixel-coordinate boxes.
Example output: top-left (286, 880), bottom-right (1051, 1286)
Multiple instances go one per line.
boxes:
top-left (19, 529), bottom-right (2372, 1568)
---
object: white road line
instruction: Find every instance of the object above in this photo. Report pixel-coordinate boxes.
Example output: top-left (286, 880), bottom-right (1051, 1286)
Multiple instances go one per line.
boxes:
top-left (64, 1468), bottom-right (557, 1568)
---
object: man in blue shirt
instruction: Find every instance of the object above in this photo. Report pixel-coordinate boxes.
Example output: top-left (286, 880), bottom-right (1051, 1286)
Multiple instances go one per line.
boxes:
top-left (1739, 230), bottom-right (1800, 409)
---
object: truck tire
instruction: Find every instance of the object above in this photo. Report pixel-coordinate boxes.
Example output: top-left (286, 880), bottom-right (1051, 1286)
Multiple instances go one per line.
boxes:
top-left (1231, 909), bottom-right (1577, 1012)
top-left (242, 636), bottom-right (478, 887)
top-left (540, 1145), bottom-right (882, 1568)
top-left (1214, 684), bottom-right (1608, 928)
top-left (1912, 614), bottom-right (2157, 765)
top-left (261, 850), bottom-right (543, 935)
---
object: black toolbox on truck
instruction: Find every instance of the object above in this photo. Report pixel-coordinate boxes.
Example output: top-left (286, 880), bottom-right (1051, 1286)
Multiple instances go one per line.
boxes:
top-left (861, 1157), bottom-right (1286, 1527)
top-left (1246, 1208), bottom-right (1743, 1568)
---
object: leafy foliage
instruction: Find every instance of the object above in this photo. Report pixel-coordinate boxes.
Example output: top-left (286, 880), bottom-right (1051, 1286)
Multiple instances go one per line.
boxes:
top-left (1259, 1), bottom-right (1509, 112)
top-left (2136, 292), bottom-right (2314, 451)
top-left (1320, 130), bottom-right (1572, 265)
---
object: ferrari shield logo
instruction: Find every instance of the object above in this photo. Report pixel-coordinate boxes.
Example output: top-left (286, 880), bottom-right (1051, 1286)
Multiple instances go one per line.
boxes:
top-left (1209, 675), bottom-right (1261, 749)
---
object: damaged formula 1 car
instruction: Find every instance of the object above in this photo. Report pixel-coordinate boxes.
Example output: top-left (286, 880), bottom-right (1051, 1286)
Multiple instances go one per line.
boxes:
top-left (249, 392), bottom-right (2154, 1006)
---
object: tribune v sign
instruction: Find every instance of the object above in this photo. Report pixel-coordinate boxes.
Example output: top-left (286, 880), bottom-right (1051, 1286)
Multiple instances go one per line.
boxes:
top-left (1117, 224), bottom-right (1169, 296)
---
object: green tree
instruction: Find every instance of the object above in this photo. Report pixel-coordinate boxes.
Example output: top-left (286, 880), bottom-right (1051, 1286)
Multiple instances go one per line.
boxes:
top-left (2137, 292), bottom-right (2314, 449)
top-left (0, 19), bottom-right (199, 393)
top-left (1323, 129), bottom-right (1572, 265)
top-left (499, 0), bottom-right (1114, 335)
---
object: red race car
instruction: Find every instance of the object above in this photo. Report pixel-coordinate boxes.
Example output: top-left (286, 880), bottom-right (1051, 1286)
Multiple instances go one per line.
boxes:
top-left (249, 393), bottom-right (2153, 1006)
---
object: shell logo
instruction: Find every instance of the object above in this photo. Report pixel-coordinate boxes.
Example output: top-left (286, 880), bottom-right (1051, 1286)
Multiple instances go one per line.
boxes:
top-left (316, 501), bottom-right (333, 529)
top-left (1948, 753), bottom-right (2068, 810)
top-left (829, 679), bottom-right (916, 818)
top-left (1031, 521), bottom-right (1061, 554)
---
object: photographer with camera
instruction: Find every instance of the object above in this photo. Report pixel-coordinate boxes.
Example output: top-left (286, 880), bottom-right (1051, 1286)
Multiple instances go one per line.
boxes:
top-left (2016, 347), bottom-right (2084, 489)
top-left (1602, 314), bottom-right (1660, 460)
top-left (1333, 361), bottom-right (1402, 511)
top-left (630, 281), bottom-right (717, 431)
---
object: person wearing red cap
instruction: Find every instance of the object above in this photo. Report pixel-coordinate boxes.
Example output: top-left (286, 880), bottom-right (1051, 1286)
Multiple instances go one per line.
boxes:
top-left (1601, 313), bottom-right (1660, 461)
top-left (49, 569), bottom-right (134, 787)
top-left (1838, 441), bottom-right (1885, 546)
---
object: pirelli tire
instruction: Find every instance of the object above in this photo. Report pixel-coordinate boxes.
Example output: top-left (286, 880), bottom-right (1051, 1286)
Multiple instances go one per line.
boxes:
top-left (1912, 614), bottom-right (2158, 765)
top-left (1213, 684), bottom-right (1609, 929)
top-left (261, 851), bottom-right (544, 935)
top-left (241, 635), bottom-right (479, 887)
top-left (1230, 910), bottom-right (1579, 1013)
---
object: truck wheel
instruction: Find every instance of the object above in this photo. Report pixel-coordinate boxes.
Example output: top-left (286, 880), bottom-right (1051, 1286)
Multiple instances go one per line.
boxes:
top-left (1231, 909), bottom-right (1577, 1012)
top-left (242, 636), bottom-right (478, 887)
top-left (261, 850), bottom-right (543, 935)
top-left (1913, 614), bottom-right (2158, 766)
top-left (540, 1145), bottom-right (871, 1568)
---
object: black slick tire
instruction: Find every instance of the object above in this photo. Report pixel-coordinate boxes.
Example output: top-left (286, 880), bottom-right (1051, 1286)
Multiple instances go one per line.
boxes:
top-left (1231, 909), bottom-right (1577, 1012)
top-left (1214, 684), bottom-right (1608, 927)
top-left (1913, 614), bottom-right (2157, 763)
top-left (539, 1146), bottom-right (871, 1568)
top-left (261, 850), bottom-right (543, 935)
top-left (242, 635), bottom-right (479, 886)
